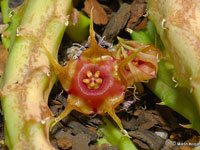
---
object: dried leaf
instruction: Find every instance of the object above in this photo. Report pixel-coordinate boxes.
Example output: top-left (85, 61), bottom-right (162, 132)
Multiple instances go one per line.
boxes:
top-left (133, 109), bottom-right (143, 116)
top-left (121, 117), bottom-right (139, 131)
top-left (83, 0), bottom-right (108, 25)
top-left (69, 8), bottom-right (80, 26)
top-left (57, 137), bottom-right (72, 150)
top-left (126, 0), bottom-right (147, 30)
top-left (103, 3), bottom-right (131, 42)
top-left (55, 130), bottom-right (91, 150)
top-left (134, 17), bottom-right (148, 31)
top-left (129, 130), bottom-right (165, 150)
top-left (134, 109), bottom-right (172, 131)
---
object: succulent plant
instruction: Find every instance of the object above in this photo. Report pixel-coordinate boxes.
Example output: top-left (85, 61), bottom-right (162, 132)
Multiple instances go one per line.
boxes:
top-left (0, 0), bottom-right (72, 149)
top-left (46, 12), bottom-right (159, 136)
top-left (147, 0), bottom-right (200, 133)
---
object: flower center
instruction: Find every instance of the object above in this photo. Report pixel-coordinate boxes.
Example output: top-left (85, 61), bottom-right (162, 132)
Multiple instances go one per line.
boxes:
top-left (83, 71), bottom-right (103, 89)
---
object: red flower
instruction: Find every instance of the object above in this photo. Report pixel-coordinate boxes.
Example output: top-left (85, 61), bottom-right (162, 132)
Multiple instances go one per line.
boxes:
top-left (46, 17), bottom-right (128, 135)
top-left (115, 37), bottom-right (159, 87)
top-left (69, 58), bottom-right (125, 113)
top-left (46, 14), bottom-right (159, 135)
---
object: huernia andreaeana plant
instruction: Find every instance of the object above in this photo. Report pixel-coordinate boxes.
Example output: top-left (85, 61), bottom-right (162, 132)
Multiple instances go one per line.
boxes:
top-left (46, 12), bottom-right (160, 135)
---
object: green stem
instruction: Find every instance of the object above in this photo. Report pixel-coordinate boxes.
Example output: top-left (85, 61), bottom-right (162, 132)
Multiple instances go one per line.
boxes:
top-left (0, 0), bottom-right (72, 149)
top-left (130, 20), bottom-right (200, 133)
top-left (66, 11), bottom-right (90, 43)
top-left (148, 60), bottom-right (200, 132)
top-left (97, 117), bottom-right (138, 150)
top-left (0, 0), bottom-right (10, 23)
top-left (1, 2), bottom-right (23, 50)
top-left (147, 0), bottom-right (200, 133)
top-left (130, 30), bottom-right (152, 45)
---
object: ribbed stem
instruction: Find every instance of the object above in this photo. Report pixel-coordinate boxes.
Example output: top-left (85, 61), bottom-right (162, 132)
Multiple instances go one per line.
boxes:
top-left (0, 0), bottom-right (72, 149)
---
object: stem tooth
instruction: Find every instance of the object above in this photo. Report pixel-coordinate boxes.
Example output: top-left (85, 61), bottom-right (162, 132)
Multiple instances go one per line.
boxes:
top-left (41, 120), bottom-right (46, 124)
top-left (143, 11), bottom-right (149, 17)
top-left (64, 15), bottom-right (70, 26)
top-left (46, 72), bottom-right (51, 77)
top-left (190, 87), bottom-right (194, 93)
top-left (9, 12), bottom-right (13, 18)
top-left (125, 28), bottom-right (133, 34)
top-left (1, 32), bottom-right (9, 38)
top-left (172, 76), bottom-right (179, 88)
top-left (16, 27), bottom-right (21, 36)
top-left (156, 54), bottom-right (160, 62)
top-left (161, 18), bottom-right (167, 30)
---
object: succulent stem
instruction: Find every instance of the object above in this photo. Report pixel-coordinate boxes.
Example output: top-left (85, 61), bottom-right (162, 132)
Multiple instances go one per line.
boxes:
top-left (97, 117), bottom-right (138, 150)
top-left (130, 16), bottom-right (200, 133)
top-left (0, 0), bottom-right (10, 24)
top-left (0, 0), bottom-right (72, 149)
top-left (147, 0), bottom-right (200, 133)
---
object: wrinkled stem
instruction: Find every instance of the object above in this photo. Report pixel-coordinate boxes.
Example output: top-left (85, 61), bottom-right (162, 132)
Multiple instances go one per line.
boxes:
top-left (0, 0), bottom-right (72, 149)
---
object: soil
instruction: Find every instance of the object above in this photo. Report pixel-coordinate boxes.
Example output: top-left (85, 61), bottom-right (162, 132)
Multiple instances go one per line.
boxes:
top-left (0, 0), bottom-right (199, 150)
